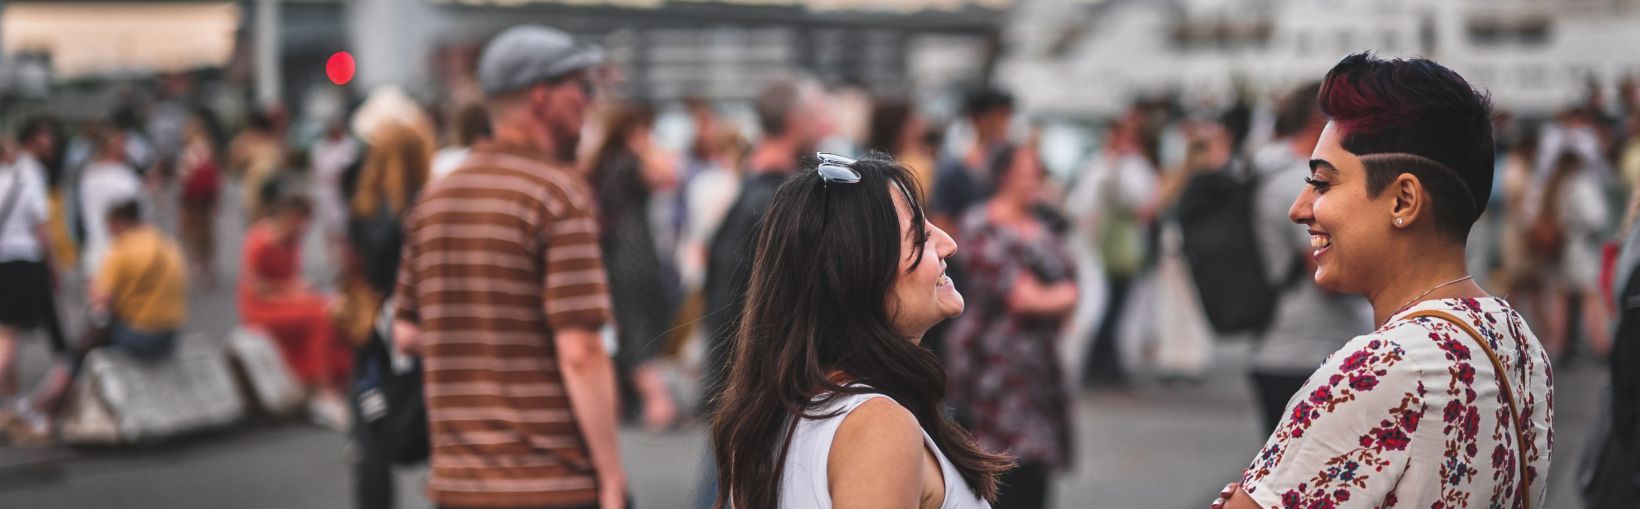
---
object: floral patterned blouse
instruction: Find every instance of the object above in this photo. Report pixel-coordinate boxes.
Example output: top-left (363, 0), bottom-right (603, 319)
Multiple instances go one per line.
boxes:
top-left (1239, 297), bottom-right (1553, 509)
top-left (944, 207), bottom-right (1075, 468)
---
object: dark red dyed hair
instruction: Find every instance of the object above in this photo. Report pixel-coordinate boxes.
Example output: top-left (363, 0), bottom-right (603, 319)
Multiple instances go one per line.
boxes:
top-left (1318, 52), bottom-right (1495, 240)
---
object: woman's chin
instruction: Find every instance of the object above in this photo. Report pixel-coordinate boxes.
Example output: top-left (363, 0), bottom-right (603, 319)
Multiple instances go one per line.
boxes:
top-left (936, 287), bottom-right (965, 317)
top-left (1313, 270), bottom-right (1347, 294)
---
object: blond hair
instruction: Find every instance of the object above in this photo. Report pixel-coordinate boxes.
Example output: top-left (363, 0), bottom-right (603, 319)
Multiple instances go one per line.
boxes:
top-left (351, 123), bottom-right (432, 217)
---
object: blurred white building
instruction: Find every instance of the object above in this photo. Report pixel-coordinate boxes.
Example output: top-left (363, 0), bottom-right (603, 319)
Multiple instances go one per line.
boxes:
top-left (1000, 0), bottom-right (1640, 118)
top-left (350, 0), bottom-right (1011, 105)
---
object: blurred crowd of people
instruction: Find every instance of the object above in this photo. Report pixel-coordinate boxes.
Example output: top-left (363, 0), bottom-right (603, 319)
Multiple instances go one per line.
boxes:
top-left (0, 26), bottom-right (1638, 509)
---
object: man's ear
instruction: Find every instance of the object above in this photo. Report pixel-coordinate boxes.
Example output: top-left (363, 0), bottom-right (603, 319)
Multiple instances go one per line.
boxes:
top-left (529, 83), bottom-right (553, 114)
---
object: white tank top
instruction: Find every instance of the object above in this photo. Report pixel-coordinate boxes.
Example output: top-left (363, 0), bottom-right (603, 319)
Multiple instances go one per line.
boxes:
top-left (778, 390), bottom-right (991, 509)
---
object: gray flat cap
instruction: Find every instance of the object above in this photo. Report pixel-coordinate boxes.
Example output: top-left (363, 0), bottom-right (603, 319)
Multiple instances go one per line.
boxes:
top-left (477, 25), bottom-right (604, 96)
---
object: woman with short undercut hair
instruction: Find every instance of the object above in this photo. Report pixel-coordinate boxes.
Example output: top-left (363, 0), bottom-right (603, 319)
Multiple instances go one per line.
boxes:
top-left (1214, 53), bottom-right (1553, 509)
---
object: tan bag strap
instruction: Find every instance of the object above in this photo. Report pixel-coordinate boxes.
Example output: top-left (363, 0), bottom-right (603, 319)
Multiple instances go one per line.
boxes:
top-left (1406, 309), bottom-right (1531, 509)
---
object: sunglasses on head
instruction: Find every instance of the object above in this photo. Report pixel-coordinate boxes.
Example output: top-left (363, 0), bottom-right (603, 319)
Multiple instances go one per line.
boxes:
top-left (816, 152), bottom-right (861, 184)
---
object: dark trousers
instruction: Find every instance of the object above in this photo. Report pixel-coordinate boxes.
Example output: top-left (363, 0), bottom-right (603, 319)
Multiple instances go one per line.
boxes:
top-left (1251, 371), bottom-right (1312, 435)
top-left (349, 378), bottom-right (394, 509)
top-left (40, 269), bottom-right (67, 356)
top-left (993, 461), bottom-right (1052, 509)
top-left (1084, 275), bottom-right (1132, 387)
top-left (0, 260), bottom-right (68, 354)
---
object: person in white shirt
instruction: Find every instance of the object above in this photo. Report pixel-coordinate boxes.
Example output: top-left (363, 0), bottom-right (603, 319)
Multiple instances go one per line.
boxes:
top-left (77, 126), bottom-right (145, 278)
top-left (0, 117), bottom-right (69, 406)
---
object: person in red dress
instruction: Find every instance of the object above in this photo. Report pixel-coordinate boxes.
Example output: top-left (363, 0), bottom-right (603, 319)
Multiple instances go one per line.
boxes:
top-left (238, 194), bottom-right (348, 425)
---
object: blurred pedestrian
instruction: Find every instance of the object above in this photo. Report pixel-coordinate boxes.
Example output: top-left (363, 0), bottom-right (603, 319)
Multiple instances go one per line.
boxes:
top-left (710, 153), bottom-right (1007, 509)
top-left (588, 102), bottom-right (680, 431)
top-left (349, 123), bottom-right (431, 297)
top-left (391, 25), bottom-right (628, 509)
top-left (866, 99), bottom-right (936, 201)
top-left (697, 77), bottom-right (828, 508)
top-left (147, 76), bottom-right (193, 178)
top-left (1216, 53), bottom-right (1551, 509)
top-left (931, 87), bottom-right (1013, 231)
top-left (1581, 182), bottom-right (1640, 508)
top-left (230, 108), bottom-right (288, 220)
top-left (1079, 111), bottom-right (1156, 388)
top-left (312, 117), bottom-right (362, 257)
top-left (177, 114), bottom-right (223, 286)
top-left (238, 195), bottom-right (349, 429)
top-left (2, 200), bottom-right (186, 444)
top-left (1620, 113), bottom-right (1640, 198)
top-left (1495, 125), bottom-right (1542, 313)
top-left (701, 77), bottom-right (829, 410)
top-left (338, 121), bottom-right (432, 509)
top-left (0, 120), bottom-right (69, 404)
top-left (112, 103), bottom-right (158, 179)
top-left (1534, 150), bottom-right (1612, 359)
top-left (431, 102), bottom-right (490, 180)
top-left (673, 101), bottom-right (741, 369)
top-left (1244, 82), bottom-right (1371, 433)
top-left (78, 125), bottom-right (145, 279)
top-left (945, 144), bottom-right (1075, 509)
top-left (1146, 120), bottom-right (1226, 380)
top-left (22, 117), bottom-right (79, 274)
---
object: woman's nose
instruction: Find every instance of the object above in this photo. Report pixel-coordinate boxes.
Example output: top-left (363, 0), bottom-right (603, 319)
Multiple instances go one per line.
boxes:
top-left (1289, 187), bottom-right (1314, 225)
top-left (934, 226), bottom-right (957, 258)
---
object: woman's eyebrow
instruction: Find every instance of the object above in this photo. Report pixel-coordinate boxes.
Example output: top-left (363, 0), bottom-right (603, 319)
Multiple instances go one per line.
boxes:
top-left (1308, 159), bottom-right (1337, 173)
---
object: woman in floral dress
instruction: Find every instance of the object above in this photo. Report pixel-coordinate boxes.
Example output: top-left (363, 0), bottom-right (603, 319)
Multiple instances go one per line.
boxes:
top-left (945, 144), bottom-right (1076, 509)
top-left (1215, 53), bottom-right (1552, 509)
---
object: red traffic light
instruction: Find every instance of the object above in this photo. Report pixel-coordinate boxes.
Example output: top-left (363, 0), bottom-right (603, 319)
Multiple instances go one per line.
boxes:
top-left (326, 52), bottom-right (356, 85)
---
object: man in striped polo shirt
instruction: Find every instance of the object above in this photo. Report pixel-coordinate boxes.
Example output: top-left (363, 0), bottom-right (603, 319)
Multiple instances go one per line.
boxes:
top-left (393, 25), bottom-right (625, 509)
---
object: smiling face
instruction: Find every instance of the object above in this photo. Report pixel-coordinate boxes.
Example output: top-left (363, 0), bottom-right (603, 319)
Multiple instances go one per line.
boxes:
top-left (886, 182), bottom-right (963, 340)
top-left (1290, 121), bottom-right (1400, 295)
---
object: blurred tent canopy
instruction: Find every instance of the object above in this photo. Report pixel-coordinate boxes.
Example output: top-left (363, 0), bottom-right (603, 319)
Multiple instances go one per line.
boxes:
top-left (1, 1), bottom-right (239, 79)
top-left (434, 0), bottom-right (1012, 13)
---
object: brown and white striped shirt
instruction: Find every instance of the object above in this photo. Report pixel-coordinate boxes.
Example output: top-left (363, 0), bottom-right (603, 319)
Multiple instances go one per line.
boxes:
top-left (395, 143), bottom-right (612, 508)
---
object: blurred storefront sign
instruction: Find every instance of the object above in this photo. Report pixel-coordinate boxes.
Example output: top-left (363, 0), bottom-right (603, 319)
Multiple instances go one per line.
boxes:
top-left (435, 0), bottom-right (1012, 13)
top-left (1, 1), bottom-right (239, 79)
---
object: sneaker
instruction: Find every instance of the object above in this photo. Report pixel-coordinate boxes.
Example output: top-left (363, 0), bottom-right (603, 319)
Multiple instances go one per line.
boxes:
top-left (3, 405), bottom-right (53, 448)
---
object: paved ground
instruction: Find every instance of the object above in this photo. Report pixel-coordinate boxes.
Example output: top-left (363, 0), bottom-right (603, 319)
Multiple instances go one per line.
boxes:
top-left (0, 181), bottom-right (1609, 509)
top-left (0, 356), bottom-right (1605, 509)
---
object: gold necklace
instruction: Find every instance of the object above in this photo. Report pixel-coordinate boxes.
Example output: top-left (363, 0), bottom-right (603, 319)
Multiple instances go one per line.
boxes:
top-left (1399, 275), bottom-right (1474, 311)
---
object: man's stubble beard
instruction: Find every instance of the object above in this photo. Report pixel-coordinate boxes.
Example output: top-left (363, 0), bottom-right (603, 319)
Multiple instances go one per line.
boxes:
top-left (551, 120), bottom-right (581, 165)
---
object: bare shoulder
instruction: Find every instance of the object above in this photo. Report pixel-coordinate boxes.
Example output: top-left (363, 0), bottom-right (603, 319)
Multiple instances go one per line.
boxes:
top-left (835, 396), bottom-right (922, 450)
top-left (828, 396), bottom-right (925, 506)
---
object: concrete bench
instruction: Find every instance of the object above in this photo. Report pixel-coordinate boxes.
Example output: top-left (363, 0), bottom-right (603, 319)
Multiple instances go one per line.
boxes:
top-left (58, 334), bottom-right (247, 445)
top-left (225, 327), bottom-right (306, 417)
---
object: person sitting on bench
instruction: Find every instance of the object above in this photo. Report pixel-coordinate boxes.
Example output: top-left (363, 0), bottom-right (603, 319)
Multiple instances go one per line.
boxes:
top-left (2, 199), bottom-right (187, 444)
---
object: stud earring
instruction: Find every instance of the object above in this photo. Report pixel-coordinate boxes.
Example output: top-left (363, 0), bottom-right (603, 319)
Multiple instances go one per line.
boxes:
top-left (1395, 217), bottom-right (1404, 226)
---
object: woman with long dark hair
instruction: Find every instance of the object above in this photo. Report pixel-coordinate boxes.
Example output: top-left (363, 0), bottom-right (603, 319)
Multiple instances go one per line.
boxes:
top-left (711, 153), bottom-right (1010, 509)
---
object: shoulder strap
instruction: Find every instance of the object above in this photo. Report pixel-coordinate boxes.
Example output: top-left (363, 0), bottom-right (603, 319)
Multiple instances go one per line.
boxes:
top-left (0, 169), bottom-right (27, 232)
top-left (1405, 309), bottom-right (1531, 509)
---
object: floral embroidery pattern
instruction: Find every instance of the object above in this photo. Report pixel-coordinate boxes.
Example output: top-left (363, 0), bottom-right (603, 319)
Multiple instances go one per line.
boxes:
top-left (1238, 298), bottom-right (1554, 509)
